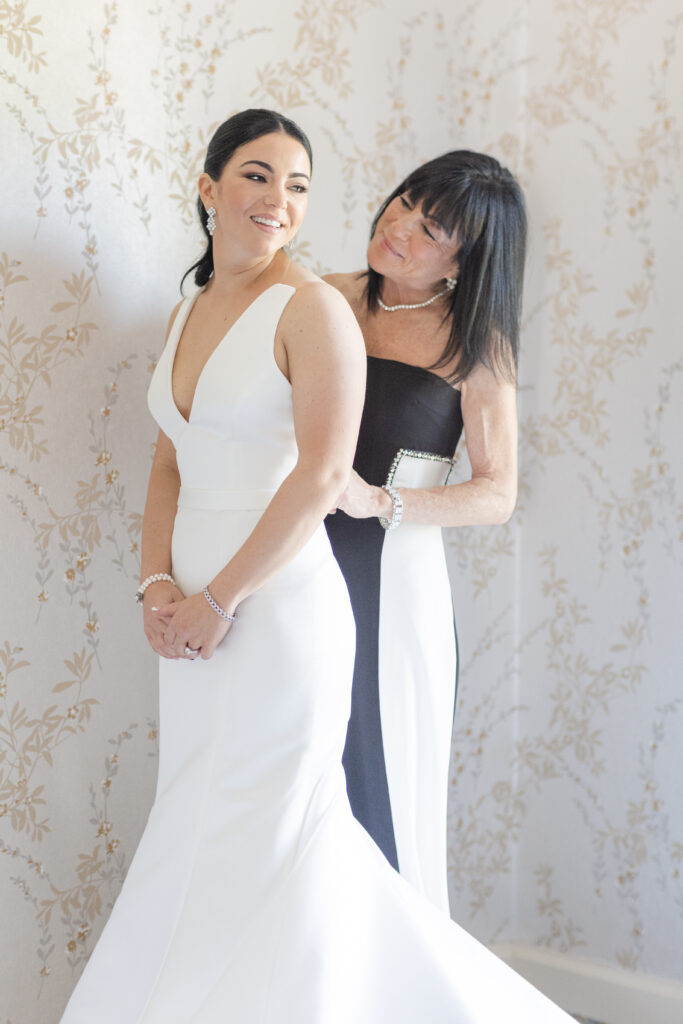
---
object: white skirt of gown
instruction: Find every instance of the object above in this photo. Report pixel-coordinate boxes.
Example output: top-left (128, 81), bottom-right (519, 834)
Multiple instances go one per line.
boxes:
top-left (61, 509), bottom-right (571, 1023)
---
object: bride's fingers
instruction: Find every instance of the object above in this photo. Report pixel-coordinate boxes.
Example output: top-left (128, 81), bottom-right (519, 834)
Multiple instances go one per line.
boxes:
top-left (152, 639), bottom-right (179, 659)
top-left (199, 622), bottom-right (232, 660)
top-left (153, 603), bottom-right (176, 619)
top-left (176, 642), bottom-right (200, 660)
top-left (145, 626), bottom-right (169, 654)
top-left (155, 637), bottom-right (179, 659)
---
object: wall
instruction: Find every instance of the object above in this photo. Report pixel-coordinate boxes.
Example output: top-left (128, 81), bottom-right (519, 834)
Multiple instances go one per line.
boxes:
top-left (1, 1), bottom-right (681, 1021)
top-left (445, 1), bottom-right (683, 994)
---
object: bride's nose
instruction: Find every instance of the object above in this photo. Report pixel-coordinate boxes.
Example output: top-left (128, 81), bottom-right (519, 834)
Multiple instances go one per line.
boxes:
top-left (264, 181), bottom-right (287, 210)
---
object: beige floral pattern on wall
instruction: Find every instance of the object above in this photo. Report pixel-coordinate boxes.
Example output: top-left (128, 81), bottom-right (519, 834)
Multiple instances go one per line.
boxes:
top-left (1, 0), bottom-right (682, 1020)
top-left (446, 0), bottom-right (683, 982)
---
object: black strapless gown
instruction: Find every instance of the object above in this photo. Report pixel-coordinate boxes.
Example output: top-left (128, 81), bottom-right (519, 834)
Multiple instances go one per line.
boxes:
top-left (326, 356), bottom-right (463, 911)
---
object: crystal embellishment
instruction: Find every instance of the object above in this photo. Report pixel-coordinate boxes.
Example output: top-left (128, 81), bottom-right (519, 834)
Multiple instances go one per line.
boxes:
top-left (385, 448), bottom-right (456, 488)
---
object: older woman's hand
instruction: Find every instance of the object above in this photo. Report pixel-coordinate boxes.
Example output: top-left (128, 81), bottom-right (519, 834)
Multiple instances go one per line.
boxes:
top-left (331, 469), bottom-right (392, 520)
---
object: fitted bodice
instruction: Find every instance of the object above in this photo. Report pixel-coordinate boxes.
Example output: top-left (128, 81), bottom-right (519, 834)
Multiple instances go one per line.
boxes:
top-left (147, 284), bottom-right (297, 497)
top-left (354, 357), bottom-right (463, 488)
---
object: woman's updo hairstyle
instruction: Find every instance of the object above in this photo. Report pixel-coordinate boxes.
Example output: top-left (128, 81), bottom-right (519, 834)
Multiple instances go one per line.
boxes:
top-left (366, 150), bottom-right (527, 384)
top-left (181, 108), bottom-right (313, 292)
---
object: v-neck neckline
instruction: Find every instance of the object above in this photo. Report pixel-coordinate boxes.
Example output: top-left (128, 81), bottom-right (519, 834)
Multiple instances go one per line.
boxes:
top-left (168, 283), bottom-right (287, 426)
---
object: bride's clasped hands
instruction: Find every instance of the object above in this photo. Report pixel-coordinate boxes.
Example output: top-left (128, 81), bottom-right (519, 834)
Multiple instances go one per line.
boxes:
top-left (150, 589), bottom-right (234, 661)
top-left (140, 580), bottom-right (186, 660)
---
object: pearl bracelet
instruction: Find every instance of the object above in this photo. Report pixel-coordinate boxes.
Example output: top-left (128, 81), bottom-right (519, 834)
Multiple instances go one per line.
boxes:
top-left (202, 586), bottom-right (237, 623)
top-left (135, 573), bottom-right (176, 605)
top-left (378, 485), bottom-right (403, 531)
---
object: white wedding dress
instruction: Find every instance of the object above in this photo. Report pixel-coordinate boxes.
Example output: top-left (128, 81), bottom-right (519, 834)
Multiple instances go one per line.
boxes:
top-left (60, 283), bottom-right (573, 1023)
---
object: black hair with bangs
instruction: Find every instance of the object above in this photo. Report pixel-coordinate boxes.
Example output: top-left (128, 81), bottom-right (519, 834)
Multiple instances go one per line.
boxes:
top-left (181, 108), bottom-right (313, 292)
top-left (365, 150), bottom-right (527, 384)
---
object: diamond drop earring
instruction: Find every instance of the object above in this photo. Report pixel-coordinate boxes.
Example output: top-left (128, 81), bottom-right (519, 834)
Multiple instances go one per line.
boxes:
top-left (446, 276), bottom-right (457, 290)
top-left (206, 206), bottom-right (216, 236)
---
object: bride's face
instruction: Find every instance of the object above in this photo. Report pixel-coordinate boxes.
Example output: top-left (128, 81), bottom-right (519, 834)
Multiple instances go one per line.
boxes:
top-left (200, 132), bottom-right (311, 256)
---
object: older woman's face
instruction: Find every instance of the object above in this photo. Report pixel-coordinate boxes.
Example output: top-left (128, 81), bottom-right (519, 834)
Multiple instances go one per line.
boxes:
top-left (367, 193), bottom-right (459, 292)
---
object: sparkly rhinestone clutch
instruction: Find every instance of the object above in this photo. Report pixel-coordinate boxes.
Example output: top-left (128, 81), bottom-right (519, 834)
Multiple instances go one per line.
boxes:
top-left (385, 448), bottom-right (456, 490)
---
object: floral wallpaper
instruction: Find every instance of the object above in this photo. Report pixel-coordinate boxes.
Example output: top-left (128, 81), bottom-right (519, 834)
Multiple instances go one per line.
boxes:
top-left (445, 0), bottom-right (683, 986)
top-left (1, 0), bottom-right (681, 1020)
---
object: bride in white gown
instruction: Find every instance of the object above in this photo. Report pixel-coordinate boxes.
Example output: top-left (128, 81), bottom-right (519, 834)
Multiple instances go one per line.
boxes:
top-left (59, 108), bottom-right (573, 1023)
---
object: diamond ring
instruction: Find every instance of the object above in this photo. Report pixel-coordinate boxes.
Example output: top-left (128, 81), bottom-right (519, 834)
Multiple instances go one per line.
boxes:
top-left (184, 645), bottom-right (199, 656)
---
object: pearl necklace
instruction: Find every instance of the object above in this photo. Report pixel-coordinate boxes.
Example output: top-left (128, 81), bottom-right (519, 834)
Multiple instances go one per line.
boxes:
top-left (377, 278), bottom-right (456, 312)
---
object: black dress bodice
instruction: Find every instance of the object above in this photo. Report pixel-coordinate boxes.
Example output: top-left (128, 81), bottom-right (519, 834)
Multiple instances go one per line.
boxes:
top-left (353, 357), bottom-right (463, 484)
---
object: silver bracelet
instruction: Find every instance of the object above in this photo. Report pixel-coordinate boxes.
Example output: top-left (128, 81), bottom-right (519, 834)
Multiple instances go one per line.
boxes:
top-left (378, 485), bottom-right (403, 531)
top-left (135, 572), bottom-right (176, 605)
top-left (202, 586), bottom-right (237, 622)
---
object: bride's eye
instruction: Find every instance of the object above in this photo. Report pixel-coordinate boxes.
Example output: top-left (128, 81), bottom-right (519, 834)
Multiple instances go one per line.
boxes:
top-left (422, 224), bottom-right (436, 241)
top-left (245, 173), bottom-right (266, 182)
top-left (399, 195), bottom-right (411, 209)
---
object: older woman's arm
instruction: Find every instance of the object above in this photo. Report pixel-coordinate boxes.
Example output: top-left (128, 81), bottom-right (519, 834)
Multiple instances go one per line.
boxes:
top-left (336, 360), bottom-right (518, 527)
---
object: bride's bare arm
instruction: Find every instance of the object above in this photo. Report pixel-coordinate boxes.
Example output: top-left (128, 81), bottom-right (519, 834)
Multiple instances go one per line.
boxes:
top-left (140, 430), bottom-right (180, 584)
top-left (156, 281), bottom-right (366, 658)
top-left (139, 304), bottom-right (186, 658)
top-left (139, 431), bottom-right (187, 659)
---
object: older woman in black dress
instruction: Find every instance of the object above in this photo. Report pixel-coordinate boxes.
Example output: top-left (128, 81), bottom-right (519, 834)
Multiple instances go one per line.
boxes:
top-left (325, 151), bottom-right (526, 912)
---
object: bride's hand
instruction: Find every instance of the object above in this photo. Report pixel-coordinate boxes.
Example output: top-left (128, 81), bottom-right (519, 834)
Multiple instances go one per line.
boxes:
top-left (142, 582), bottom-right (185, 658)
top-left (331, 469), bottom-right (391, 520)
top-left (154, 592), bottom-right (233, 661)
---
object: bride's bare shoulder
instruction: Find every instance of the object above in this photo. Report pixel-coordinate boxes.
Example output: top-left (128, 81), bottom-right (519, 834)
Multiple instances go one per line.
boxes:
top-left (157, 298), bottom-right (185, 353)
top-left (281, 278), bottom-right (355, 321)
top-left (321, 271), bottom-right (365, 304)
top-left (282, 262), bottom-right (365, 304)
top-left (280, 261), bottom-right (319, 289)
top-left (277, 280), bottom-right (364, 360)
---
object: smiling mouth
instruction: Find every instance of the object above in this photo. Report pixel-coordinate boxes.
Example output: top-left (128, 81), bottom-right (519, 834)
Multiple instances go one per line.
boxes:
top-left (251, 216), bottom-right (283, 231)
top-left (380, 236), bottom-right (403, 258)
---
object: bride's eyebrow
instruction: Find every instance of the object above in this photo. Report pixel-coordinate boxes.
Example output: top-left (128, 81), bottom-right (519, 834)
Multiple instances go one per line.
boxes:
top-left (239, 159), bottom-right (310, 182)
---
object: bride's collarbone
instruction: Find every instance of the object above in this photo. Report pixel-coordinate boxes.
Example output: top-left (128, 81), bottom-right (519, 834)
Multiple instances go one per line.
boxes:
top-left (179, 288), bottom-right (259, 364)
top-left (193, 290), bottom-right (252, 334)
